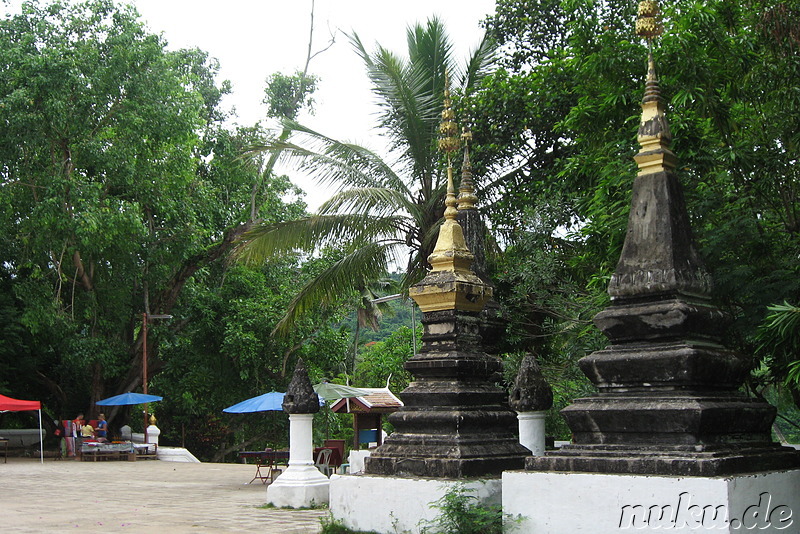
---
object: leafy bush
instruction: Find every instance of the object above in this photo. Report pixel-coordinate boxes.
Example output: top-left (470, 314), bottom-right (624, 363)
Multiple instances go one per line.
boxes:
top-left (420, 484), bottom-right (505, 534)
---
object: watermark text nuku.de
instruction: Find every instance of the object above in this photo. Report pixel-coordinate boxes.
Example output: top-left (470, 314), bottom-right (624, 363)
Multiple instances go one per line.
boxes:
top-left (619, 492), bottom-right (793, 530)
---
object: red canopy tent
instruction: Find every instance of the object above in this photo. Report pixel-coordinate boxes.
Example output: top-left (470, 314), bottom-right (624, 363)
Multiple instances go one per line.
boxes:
top-left (0, 394), bottom-right (44, 463)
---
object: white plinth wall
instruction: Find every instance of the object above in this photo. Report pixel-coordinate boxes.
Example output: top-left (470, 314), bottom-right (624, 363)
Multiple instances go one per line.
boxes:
top-left (330, 474), bottom-right (501, 533)
top-left (157, 446), bottom-right (200, 462)
top-left (503, 469), bottom-right (800, 533)
top-left (266, 413), bottom-right (329, 508)
top-left (346, 449), bottom-right (372, 474)
top-left (517, 412), bottom-right (546, 456)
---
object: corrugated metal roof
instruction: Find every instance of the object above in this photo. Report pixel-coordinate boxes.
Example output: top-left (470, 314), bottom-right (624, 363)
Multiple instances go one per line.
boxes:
top-left (330, 387), bottom-right (403, 413)
top-left (357, 388), bottom-right (403, 409)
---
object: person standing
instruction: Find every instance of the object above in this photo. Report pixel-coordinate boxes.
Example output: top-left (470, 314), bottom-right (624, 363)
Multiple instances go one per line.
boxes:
top-left (72, 413), bottom-right (84, 458)
top-left (63, 419), bottom-right (75, 457)
top-left (95, 413), bottom-right (109, 442)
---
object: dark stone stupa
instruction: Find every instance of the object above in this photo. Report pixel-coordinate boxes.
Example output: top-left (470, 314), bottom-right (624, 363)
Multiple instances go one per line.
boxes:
top-left (364, 85), bottom-right (528, 479)
top-left (527, 1), bottom-right (800, 476)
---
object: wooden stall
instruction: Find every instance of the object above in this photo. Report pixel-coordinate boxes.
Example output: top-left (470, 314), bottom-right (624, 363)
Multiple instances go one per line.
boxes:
top-left (330, 388), bottom-right (403, 450)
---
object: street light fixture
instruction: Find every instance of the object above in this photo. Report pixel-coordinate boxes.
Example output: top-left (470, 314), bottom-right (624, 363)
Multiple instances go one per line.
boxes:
top-left (142, 313), bottom-right (172, 443)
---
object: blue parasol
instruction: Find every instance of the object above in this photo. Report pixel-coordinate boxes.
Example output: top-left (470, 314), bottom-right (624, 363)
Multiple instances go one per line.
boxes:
top-left (96, 392), bottom-right (164, 406)
top-left (222, 391), bottom-right (286, 413)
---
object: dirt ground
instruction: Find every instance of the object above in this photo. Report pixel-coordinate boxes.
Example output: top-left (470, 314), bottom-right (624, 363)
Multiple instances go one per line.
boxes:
top-left (0, 456), bottom-right (327, 533)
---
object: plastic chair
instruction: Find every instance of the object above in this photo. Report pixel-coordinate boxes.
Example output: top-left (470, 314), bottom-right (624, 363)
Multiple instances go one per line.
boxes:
top-left (314, 447), bottom-right (333, 477)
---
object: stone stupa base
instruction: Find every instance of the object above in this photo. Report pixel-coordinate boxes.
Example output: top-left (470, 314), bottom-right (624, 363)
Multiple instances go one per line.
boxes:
top-left (503, 468), bottom-right (800, 533)
top-left (329, 473), bottom-right (501, 533)
top-left (527, 443), bottom-right (800, 477)
top-left (265, 465), bottom-right (329, 509)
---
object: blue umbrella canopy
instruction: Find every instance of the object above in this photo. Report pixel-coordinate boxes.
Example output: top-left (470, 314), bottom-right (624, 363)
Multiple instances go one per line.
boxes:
top-left (222, 391), bottom-right (285, 413)
top-left (96, 392), bottom-right (163, 406)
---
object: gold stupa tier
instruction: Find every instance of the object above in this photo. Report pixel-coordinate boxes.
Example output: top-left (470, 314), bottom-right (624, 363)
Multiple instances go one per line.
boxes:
top-left (413, 164), bottom-right (491, 313)
top-left (636, 0), bottom-right (663, 40)
top-left (457, 128), bottom-right (478, 211)
top-left (633, 54), bottom-right (677, 176)
top-left (409, 78), bottom-right (491, 314)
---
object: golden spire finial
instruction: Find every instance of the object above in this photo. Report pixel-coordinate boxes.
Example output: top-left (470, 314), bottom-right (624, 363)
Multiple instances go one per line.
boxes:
top-left (636, 0), bottom-right (663, 41)
top-left (632, 0), bottom-right (676, 176)
top-left (438, 71), bottom-right (461, 160)
top-left (457, 127), bottom-right (477, 211)
top-left (426, 72), bottom-right (473, 274)
top-left (409, 78), bottom-right (491, 314)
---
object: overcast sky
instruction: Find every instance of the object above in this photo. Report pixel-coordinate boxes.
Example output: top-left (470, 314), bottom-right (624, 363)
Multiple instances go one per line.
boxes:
top-left (132, 0), bottom-right (497, 210)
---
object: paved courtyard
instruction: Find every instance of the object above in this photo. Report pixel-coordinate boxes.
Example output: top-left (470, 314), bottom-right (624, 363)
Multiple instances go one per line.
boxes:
top-left (0, 456), bottom-right (327, 533)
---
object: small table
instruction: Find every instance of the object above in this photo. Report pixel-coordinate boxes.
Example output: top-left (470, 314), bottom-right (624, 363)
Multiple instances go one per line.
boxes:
top-left (133, 443), bottom-right (158, 460)
top-left (80, 441), bottom-right (135, 461)
top-left (0, 438), bottom-right (7, 463)
top-left (238, 450), bottom-right (289, 484)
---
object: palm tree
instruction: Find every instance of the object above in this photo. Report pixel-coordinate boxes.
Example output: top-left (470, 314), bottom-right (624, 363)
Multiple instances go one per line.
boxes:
top-left (236, 17), bottom-right (496, 334)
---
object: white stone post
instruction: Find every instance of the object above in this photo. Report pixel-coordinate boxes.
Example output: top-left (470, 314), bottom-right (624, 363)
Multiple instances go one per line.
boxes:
top-left (146, 424), bottom-right (160, 446)
top-left (288, 413), bottom-right (313, 466)
top-left (517, 411), bottom-right (547, 456)
top-left (266, 413), bottom-right (329, 508)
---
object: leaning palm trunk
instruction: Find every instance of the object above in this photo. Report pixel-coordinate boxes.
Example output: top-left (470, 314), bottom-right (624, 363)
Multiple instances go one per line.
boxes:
top-left (235, 17), bottom-right (497, 334)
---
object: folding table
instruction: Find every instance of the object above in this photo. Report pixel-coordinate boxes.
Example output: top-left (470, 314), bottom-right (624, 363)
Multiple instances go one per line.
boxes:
top-left (238, 449), bottom-right (289, 484)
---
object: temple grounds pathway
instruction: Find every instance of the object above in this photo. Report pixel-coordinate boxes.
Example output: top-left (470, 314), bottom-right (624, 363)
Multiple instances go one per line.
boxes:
top-left (0, 457), bottom-right (327, 533)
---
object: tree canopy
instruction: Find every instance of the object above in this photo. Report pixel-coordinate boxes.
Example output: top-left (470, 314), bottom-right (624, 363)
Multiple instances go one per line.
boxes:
top-left (467, 0), bottom-right (800, 438)
top-left (0, 1), bottom-right (351, 455)
top-left (3, 0), bottom-right (799, 454)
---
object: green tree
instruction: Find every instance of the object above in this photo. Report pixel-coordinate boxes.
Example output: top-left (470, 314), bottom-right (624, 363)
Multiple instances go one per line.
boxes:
top-left (153, 259), bottom-right (352, 461)
top-left (236, 17), bottom-right (497, 333)
top-left (0, 0), bottom-right (305, 431)
top-left (471, 0), bottom-right (800, 421)
top-left (353, 325), bottom-right (417, 393)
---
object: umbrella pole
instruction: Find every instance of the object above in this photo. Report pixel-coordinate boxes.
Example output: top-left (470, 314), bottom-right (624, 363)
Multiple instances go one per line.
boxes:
top-left (143, 313), bottom-right (148, 444)
top-left (38, 409), bottom-right (43, 464)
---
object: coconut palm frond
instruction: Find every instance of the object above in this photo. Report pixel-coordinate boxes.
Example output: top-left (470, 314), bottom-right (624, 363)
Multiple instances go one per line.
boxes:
top-left (460, 31), bottom-right (498, 94)
top-left (233, 213), bottom-right (408, 265)
top-left (402, 247), bottom-right (431, 290)
top-left (236, 19), bottom-right (499, 333)
top-left (318, 186), bottom-right (415, 219)
top-left (247, 130), bottom-right (403, 194)
top-left (407, 16), bottom-right (454, 94)
top-left (273, 241), bottom-right (401, 336)
top-left (370, 47), bottom-right (439, 164)
top-left (351, 29), bottom-right (442, 171)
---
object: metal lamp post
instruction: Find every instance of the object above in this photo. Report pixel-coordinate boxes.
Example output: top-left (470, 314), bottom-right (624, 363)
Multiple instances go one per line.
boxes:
top-left (142, 313), bottom-right (172, 443)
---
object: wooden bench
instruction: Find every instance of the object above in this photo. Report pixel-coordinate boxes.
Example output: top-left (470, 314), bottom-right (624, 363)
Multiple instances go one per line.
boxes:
top-left (81, 449), bottom-right (135, 462)
top-left (80, 441), bottom-right (136, 461)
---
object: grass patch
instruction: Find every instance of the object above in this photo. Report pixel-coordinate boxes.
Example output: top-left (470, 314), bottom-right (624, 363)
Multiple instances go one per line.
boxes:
top-left (319, 514), bottom-right (379, 534)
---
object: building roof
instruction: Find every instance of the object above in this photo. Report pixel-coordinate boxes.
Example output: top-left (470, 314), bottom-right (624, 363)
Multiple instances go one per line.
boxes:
top-left (330, 387), bottom-right (403, 414)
